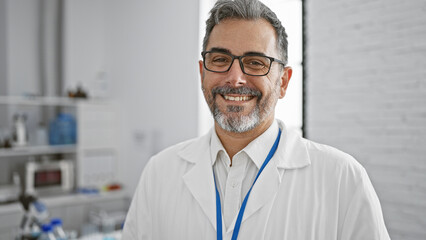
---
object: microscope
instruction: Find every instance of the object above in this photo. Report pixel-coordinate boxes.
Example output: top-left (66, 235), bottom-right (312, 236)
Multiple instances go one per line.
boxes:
top-left (17, 194), bottom-right (49, 240)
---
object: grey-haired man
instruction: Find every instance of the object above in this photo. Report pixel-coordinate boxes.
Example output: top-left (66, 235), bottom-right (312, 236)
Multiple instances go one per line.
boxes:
top-left (122, 0), bottom-right (390, 239)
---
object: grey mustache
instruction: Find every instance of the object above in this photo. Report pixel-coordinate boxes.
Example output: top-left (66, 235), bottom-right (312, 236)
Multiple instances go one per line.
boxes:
top-left (211, 86), bottom-right (262, 97)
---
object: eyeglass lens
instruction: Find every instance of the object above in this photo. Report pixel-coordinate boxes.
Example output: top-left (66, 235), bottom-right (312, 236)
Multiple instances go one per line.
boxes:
top-left (204, 52), bottom-right (271, 76)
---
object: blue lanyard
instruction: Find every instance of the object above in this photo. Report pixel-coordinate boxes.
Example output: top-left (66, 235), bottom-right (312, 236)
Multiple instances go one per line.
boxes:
top-left (213, 128), bottom-right (282, 240)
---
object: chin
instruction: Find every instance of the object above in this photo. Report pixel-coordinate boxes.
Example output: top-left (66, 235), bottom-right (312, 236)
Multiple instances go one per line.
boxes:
top-left (214, 107), bottom-right (260, 133)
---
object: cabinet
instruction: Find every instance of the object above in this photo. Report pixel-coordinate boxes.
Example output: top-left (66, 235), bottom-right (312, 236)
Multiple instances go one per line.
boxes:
top-left (0, 96), bottom-right (119, 191)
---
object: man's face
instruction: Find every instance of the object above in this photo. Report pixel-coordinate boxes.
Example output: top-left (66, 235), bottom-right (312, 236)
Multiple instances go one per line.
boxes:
top-left (199, 18), bottom-right (292, 133)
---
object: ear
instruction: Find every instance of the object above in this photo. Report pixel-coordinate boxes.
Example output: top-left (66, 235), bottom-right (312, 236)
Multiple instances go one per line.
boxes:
top-left (279, 66), bottom-right (292, 99)
top-left (199, 60), bottom-right (204, 84)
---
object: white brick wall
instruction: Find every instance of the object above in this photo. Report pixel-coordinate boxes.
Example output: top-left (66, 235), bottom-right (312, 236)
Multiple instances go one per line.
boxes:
top-left (305, 0), bottom-right (426, 239)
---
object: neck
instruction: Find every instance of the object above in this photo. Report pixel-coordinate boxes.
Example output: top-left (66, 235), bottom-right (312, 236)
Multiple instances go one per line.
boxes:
top-left (215, 117), bottom-right (274, 161)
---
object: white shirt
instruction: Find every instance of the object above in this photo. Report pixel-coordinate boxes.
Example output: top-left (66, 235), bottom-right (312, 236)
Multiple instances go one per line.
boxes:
top-left (210, 120), bottom-right (279, 229)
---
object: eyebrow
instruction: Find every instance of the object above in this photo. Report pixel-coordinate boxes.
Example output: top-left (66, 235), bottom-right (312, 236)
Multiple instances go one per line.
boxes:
top-left (244, 51), bottom-right (267, 57)
top-left (208, 47), bottom-right (267, 57)
top-left (209, 47), bottom-right (231, 54)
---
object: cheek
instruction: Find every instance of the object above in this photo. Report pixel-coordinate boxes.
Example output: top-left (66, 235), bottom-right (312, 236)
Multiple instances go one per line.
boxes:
top-left (201, 79), bottom-right (215, 104)
top-left (202, 74), bottom-right (224, 94)
top-left (258, 76), bottom-right (279, 95)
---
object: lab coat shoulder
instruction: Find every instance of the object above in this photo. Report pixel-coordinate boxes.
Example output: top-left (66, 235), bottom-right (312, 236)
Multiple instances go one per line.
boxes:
top-left (279, 127), bottom-right (366, 187)
top-left (300, 138), bottom-right (390, 240)
top-left (305, 138), bottom-right (366, 181)
top-left (132, 134), bottom-right (206, 204)
top-left (147, 137), bottom-right (199, 169)
top-left (122, 134), bottom-right (212, 240)
top-left (138, 135), bottom-right (204, 180)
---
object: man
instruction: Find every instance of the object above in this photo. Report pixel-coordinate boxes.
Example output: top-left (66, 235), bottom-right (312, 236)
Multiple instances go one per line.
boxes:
top-left (122, 0), bottom-right (390, 239)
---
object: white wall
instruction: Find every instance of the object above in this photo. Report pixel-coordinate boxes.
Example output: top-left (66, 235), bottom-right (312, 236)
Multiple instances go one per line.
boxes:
top-left (62, 0), bottom-right (108, 98)
top-left (306, 0), bottom-right (426, 239)
top-left (104, 0), bottom-right (200, 195)
top-left (3, 0), bottom-right (41, 96)
top-left (61, 0), bottom-right (200, 195)
top-left (0, 0), bottom-right (61, 98)
top-left (0, 0), bottom-right (7, 96)
top-left (0, 0), bottom-right (45, 146)
top-left (0, 0), bottom-right (8, 126)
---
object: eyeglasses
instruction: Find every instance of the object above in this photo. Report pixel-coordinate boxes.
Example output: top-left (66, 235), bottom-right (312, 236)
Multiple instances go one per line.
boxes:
top-left (201, 51), bottom-right (285, 76)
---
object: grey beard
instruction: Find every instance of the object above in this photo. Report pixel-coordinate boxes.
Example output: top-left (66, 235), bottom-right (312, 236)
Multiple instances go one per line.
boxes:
top-left (205, 84), bottom-right (278, 133)
top-left (213, 103), bottom-right (261, 133)
top-left (205, 86), bottom-right (263, 133)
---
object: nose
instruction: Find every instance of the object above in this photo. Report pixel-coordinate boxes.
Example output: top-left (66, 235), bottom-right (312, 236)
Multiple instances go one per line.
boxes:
top-left (225, 59), bottom-right (247, 87)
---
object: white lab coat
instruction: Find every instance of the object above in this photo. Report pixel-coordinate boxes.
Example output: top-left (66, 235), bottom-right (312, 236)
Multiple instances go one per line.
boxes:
top-left (122, 120), bottom-right (390, 240)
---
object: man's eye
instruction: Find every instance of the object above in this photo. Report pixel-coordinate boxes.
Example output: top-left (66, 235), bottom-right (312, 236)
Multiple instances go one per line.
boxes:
top-left (248, 60), bottom-right (265, 66)
top-left (212, 57), bottom-right (229, 63)
top-left (244, 59), bottom-right (267, 68)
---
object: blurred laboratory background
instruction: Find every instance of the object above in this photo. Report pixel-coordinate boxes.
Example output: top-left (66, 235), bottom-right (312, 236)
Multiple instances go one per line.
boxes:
top-left (0, 0), bottom-right (425, 239)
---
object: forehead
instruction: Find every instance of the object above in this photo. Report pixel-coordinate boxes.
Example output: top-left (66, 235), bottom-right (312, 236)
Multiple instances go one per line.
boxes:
top-left (206, 18), bottom-right (278, 57)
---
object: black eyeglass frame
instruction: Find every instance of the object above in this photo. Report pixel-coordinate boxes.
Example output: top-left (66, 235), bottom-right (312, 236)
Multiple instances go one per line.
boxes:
top-left (201, 51), bottom-right (286, 76)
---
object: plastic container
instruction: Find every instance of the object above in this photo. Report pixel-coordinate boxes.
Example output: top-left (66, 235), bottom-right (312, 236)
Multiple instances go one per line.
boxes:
top-left (51, 218), bottom-right (67, 240)
top-left (49, 113), bottom-right (76, 145)
top-left (35, 123), bottom-right (48, 145)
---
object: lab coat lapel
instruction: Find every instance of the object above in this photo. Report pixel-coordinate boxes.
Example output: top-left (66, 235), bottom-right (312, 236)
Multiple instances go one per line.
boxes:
top-left (224, 136), bottom-right (282, 234)
top-left (179, 130), bottom-right (219, 231)
top-left (276, 121), bottom-right (311, 170)
top-left (226, 121), bottom-right (311, 234)
top-left (230, 159), bottom-right (281, 233)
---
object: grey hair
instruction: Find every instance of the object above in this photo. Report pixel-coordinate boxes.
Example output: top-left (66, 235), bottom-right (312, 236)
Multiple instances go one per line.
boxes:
top-left (202, 0), bottom-right (288, 65)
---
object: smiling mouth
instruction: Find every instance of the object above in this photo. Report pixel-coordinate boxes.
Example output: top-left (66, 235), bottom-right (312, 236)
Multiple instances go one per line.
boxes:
top-left (223, 95), bottom-right (255, 101)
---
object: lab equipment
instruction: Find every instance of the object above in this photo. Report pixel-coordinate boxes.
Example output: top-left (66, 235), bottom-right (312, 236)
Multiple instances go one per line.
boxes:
top-left (39, 224), bottom-right (56, 240)
top-left (51, 218), bottom-right (67, 240)
top-left (17, 194), bottom-right (49, 239)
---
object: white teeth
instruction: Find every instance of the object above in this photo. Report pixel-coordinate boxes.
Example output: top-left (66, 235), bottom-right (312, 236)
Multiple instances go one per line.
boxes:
top-left (224, 95), bottom-right (252, 101)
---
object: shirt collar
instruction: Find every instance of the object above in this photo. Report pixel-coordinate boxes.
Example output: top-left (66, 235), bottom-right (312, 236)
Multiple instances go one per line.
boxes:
top-left (210, 128), bottom-right (226, 166)
top-left (210, 120), bottom-right (280, 169)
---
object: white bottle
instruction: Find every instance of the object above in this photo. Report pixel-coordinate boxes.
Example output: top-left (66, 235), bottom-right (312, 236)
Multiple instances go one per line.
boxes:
top-left (51, 218), bottom-right (67, 240)
top-left (12, 113), bottom-right (28, 146)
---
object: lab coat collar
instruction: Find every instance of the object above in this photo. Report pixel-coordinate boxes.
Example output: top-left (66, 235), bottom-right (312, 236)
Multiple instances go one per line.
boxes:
top-left (209, 120), bottom-right (279, 169)
top-left (178, 120), bottom-right (311, 232)
top-left (275, 119), bottom-right (311, 170)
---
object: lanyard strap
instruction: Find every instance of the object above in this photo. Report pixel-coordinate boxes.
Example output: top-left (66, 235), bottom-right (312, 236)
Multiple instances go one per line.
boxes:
top-left (214, 128), bottom-right (282, 240)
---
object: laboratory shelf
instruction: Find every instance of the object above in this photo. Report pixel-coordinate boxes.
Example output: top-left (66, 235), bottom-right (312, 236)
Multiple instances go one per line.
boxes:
top-left (0, 190), bottom-right (129, 215)
top-left (0, 144), bottom-right (77, 158)
top-left (0, 96), bottom-right (119, 197)
top-left (0, 96), bottom-right (111, 107)
top-left (0, 96), bottom-right (79, 107)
